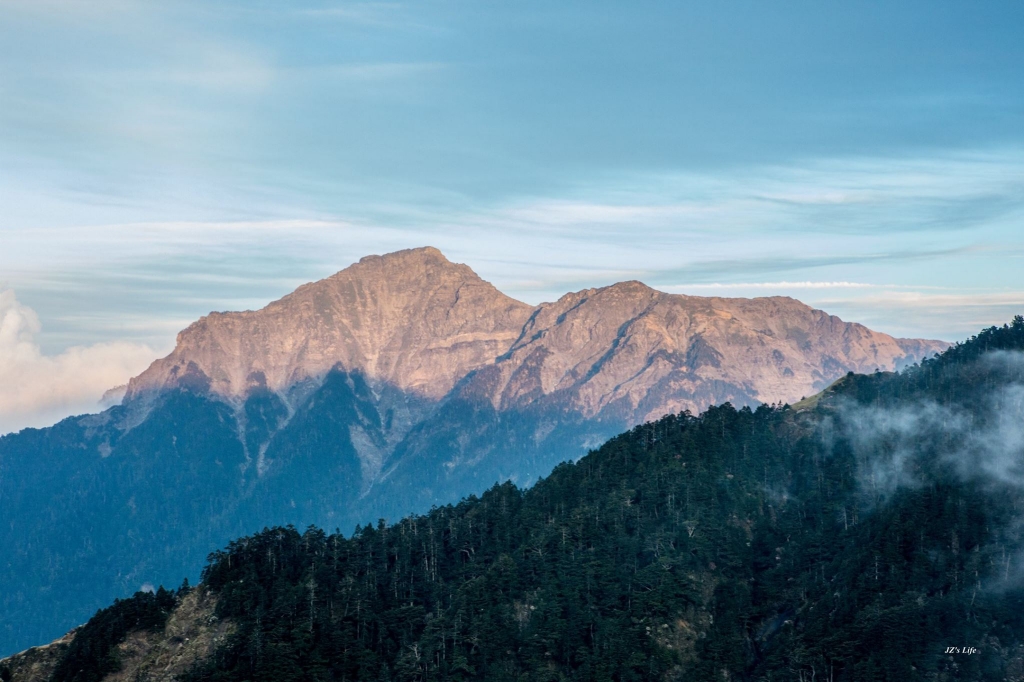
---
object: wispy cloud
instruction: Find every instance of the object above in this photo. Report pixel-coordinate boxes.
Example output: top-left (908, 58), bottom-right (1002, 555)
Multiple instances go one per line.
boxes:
top-left (88, 60), bottom-right (447, 93)
top-left (809, 291), bottom-right (1024, 343)
top-left (2, 2), bottom-right (1021, 432)
top-left (823, 291), bottom-right (1024, 309)
top-left (488, 148), bottom-right (1024, 236)
top-left (669, 281), bottom-right (881, 290)
top-left (292, 3), bottom-right (426, 29)
top-left (839, 352), bottom-right (1024, 497)
top-left (4, 147), bottom-right (1022, 352)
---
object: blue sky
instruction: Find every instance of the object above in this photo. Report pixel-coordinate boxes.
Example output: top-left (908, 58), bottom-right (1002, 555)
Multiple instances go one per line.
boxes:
top-left (1, 1), bottom-right (1023, 432)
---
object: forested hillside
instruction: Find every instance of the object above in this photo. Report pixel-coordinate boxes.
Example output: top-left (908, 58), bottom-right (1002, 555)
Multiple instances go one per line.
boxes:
top-left (12, 318), bottom-right (1024, 681)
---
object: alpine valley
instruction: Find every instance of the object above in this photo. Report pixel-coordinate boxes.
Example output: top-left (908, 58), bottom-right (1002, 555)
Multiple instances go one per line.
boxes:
top-left (0, 247), bottom-right (948, 658)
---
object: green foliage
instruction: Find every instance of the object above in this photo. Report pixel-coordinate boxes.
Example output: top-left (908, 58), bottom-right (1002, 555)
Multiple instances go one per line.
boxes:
top-left (29, 317), bottom-right (1024, 680)
top-left (831, 315), bottom-right (1024, 406)
top-left (171, 320), bottom-right (1024, 681)
top-left (0, 389), bottom-right (250, 656)
top-left (48, 587), bottom-right (178, 682)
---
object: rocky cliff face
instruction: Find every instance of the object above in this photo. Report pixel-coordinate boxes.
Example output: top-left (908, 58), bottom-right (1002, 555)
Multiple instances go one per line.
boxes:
top-left (126, 247), bottom-right (946, 420)
top-left (118, 246), bottom-right (947, 524)
top-left (475, 281), bottom-right (939, 424)
top-left (126, 247), bottom-right (534, 404)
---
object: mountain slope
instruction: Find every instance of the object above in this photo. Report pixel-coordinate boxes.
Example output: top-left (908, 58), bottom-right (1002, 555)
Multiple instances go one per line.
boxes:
top-left (125, 247), bottom-right (535, 404)
top-left (473, 281), bottom-right (933, 422)
top-left (0, 248), bottom-right (948, 657)
top-left (10, 318), bottom-right (1023, 682)
top-left (126, 248), bottom-right (945, 419)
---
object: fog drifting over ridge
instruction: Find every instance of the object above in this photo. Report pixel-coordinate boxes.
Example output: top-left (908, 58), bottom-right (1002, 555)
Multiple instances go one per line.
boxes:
top-left (835, 351), bottom-right (1024, 497)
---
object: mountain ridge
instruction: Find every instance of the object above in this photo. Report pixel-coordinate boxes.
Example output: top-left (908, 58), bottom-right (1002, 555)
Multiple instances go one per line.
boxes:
top-left (118, 246), bottom-right (948, 513)
top-left (124, 246), bottom-right (947, 421)
top-left (126, 247), bottom-right (534, 405)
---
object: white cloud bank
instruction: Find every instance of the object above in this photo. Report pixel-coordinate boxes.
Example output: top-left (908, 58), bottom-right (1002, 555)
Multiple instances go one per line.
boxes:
top-left (0, 290), bottom-right (158, 435)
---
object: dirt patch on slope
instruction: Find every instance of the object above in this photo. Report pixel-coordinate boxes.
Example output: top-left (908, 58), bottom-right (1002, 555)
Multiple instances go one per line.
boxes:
top-left (1, 587), bottom-right (232, 682)
top-left (0, 629), bottom-right (77, 682)
top-left (104, 587), bottom-right (233, 682)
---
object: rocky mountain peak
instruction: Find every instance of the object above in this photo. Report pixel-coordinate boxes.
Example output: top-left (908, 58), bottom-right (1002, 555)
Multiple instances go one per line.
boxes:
top-left (125, 247), bottom-right (948, 421)
top-left (126, 247), bottom-right (534, 402)
top-left (476, 285), bottom-right (948, 423)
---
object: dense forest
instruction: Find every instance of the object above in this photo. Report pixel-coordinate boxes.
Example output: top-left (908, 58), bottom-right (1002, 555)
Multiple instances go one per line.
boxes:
top-left (41, 318), bottom-right (1024, 680)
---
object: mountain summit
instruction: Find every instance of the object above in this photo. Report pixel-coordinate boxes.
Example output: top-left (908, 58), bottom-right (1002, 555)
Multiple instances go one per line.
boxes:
top-left (467, 280), bottom-right (941, 424)
top-left (0, 247), bottom-right (947, 656)
top-left (126, 246), bottom-right (944, 420)
top-left (127, 247), bottom-right (534, 403)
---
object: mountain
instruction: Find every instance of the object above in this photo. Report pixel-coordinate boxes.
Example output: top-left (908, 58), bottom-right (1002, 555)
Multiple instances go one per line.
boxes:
top-left (126, 248), bottom-right (534, 404)
top-left (0, 247), bottom-right (947, 657)
top-left (128, 247), bottom-right (941, 419)
top-left (6, 318), bottom-right (1022, 682)
top-left (460, 279), bottom-right (935, 422)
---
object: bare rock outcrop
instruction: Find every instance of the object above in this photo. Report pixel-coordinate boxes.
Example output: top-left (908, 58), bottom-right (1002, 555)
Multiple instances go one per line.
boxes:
top-left (124, 246), bottom-right (947, 422)
top-left (0, 629), bottom-right (75, 682)
top-left (480, 282), bottom-right (946, 422)
top-left (126, 247), bottom-right (535, 403)
top-left (0, 248), bottom-right (951, 661)
top-left (102, 588), bottom-right (232, 682)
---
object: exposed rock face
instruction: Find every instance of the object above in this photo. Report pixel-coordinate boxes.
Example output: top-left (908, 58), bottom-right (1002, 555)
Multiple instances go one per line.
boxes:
top-left (118, 246), bottom-right (946, 524)
top-left (126, 247), bottom-right (534, 404)
top-left (102, 588), bottom-right (232, 682)
top-left (126, 247), bottom-right (945, 420)
top-left (481, 282), bottom-right (942, 423)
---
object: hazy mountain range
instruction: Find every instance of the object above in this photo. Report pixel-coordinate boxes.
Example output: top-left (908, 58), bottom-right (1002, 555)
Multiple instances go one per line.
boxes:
top-left (0, 247), bottom-right (947, 656)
